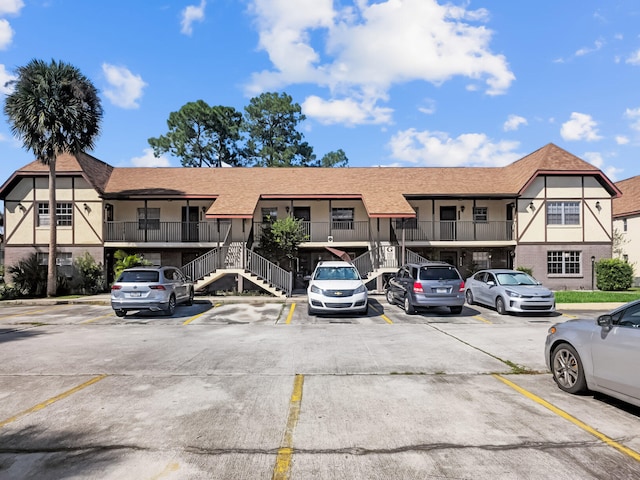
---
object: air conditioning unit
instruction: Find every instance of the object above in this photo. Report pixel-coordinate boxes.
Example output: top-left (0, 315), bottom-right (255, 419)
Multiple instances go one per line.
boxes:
top-left (327, 235), bottom-right (334, 242)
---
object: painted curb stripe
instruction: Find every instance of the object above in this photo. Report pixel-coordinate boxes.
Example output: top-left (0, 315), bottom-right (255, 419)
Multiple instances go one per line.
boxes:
top-left (473, 315), bottom-right (492, 324)
top-left (285, 304), bottom-right (296, 324)
top-left (369, 305), bottom-right (393, 324)
top-left (493, 374), bottom-right (640, 462)
top-left (273, 374), bottom-right (304, 480)
top-left (0, 374), bottom-right (107, 428)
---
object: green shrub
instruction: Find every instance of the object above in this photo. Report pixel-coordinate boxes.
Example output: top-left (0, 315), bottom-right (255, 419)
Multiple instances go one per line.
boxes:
top-left (516, 266), bottom-right (533, 276)
top-left (72, 252), bottom-right (105, 294)
top-left (8, 253), bottom-right (47, 297)
top-left (596, 258), bottom-right (633, 291)
top-left (113, 250), bottom-right (152, 279)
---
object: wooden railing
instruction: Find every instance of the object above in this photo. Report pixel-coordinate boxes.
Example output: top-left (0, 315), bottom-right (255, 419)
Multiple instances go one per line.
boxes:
top-left (104, 221), bottom-right (231, 243)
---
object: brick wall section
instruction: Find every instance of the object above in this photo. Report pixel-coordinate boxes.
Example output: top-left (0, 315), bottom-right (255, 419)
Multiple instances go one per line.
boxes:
top-left (515, 244), bottom-right (612, 291)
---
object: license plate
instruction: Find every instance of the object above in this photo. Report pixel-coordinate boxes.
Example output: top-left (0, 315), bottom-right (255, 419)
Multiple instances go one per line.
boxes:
top-left (436, 288), bottom-right (448, 294)
top-left (129, 292), bottom-right (142, 297)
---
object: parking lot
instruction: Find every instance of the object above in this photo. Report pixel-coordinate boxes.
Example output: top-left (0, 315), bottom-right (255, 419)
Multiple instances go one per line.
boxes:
top-left (0, 297), bottom-right (639, 479)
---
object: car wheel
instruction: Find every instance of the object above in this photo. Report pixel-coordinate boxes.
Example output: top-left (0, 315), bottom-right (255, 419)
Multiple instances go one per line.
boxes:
top-left (496, 296), bottom-right (507, 315)
top-left (449, 306), bottom-right (463, 314)
top-left (385, 289), bottom-right (395, 305)
top-left (465, 289), bottom-right (475, 306)
top-left (114, 309), bottom-right (126, 318)
top-left (404, 296), bottom-right (416, 315)
top-left (165, 295), bottom-right (176, 316)
top-left (551, 343), bottom-right (587, 394)
top-left (185, 289), bottom-right (194, 306)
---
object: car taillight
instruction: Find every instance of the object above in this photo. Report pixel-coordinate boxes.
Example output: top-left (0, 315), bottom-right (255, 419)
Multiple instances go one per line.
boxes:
top-left (413, 282), bottom-right (424, 293)
top-left (458, 280), bottom-right (465, 292)
top-left (149, 285), bottom-right (166, 290)
top-left (111, 285), bottom-right (121, 290)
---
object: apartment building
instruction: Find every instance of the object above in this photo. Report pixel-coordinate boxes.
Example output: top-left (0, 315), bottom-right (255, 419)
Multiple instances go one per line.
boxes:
top-left (0, 143), bottom-right (620, 296)
top-left (613, 175), bottom-right (640, 285)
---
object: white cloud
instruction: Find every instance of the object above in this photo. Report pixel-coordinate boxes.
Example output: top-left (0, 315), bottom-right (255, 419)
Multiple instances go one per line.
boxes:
top-left (246, 0), bottom-right (514, 126)
top-left (575, 39), bottom-right (603, 57)
top-left (0, 63), bottom-right (16, 94)
top-left (503, 114), bottom-right (527, 132)
top-left (388, 129), bottom-right (521, 167)
top-left (626, 49), bottom-right (640, 65)
top-left (615, 135), bottom-right (629, 145)
top-left (418, 98), bottom-right (436, 115)
top-left (131, 148), bottom-right (171, 167)
top-left (0, 19), bottom-right (13, 49)
top-left (302, 94), bottom-right (392, 125)
top-left (0, 0), bottom-right (24, 15)
top-left (102, 63), bottom-right (147, 109)
top-left (181, 0), bottom-right (206, 35)
top-left (583, 151), bottom-right (622, 181)
top-left (624, 107), bottom-right (640, 131)
top-left (560, 112), bottom-right (602, 141)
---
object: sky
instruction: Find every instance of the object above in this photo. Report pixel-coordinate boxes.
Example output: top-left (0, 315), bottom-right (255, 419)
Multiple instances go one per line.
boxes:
top-left (1, 0), bottom-right (640, 183)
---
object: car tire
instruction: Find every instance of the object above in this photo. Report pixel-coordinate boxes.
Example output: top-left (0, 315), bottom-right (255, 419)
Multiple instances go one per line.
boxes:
top-left (359, 302), bottom-right (368, 315)
top-left (307, 303), bottom-right (315, 316)
top-left (465, 289), bottom-right (475, 306)
top-left (449, 306), bottom-right (463, 314)
top-left (551, 343), bottom-right (587, 394)
top-left (114, 309), bottom-right (126, 318)
top-left (386, 289), bottom-right (395, 305)
top-left (404, 295), bottom-right (416, 315)
top-left (496, 296), bottom-right (507, 315)
top-left (165, 295), bottom-right (176, 316)
top-left (185, 289), bottom-right (194, 306)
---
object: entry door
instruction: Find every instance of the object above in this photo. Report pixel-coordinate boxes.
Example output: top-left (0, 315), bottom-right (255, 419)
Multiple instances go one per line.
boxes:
top-left (182, 206), bottom-right (199, 242)
top-left (506, 204), bottom-right (514, 241)
top-left (293, 207), bottom-right (311, 239)
top-left (440, 251), bottom-right (457, 267)
top-left (440, 206), bottom-right (457, 240)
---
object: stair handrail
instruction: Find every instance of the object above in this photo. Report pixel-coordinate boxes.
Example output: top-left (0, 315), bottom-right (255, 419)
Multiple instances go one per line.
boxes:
top-left (245, 249), bottom-right (293, 296)
top-left (181, 247), bottom-right (224, 282)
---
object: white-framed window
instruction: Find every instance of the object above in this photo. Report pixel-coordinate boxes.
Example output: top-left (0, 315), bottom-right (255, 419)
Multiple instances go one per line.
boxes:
top-left (547, 202), bottom-right (580, 225)
top-left (473, 251), bottom-right (490, 269)
top-left (473, 207), bottom-right (488, 223)
top-left (37, 202), bottom-right (73, 227)
top-left (332, 208), bottom-right (354, 230)
top-left (137, 208), bottom-right (160, 230)
top-left (547, 251), bottom-right (581, 274)
top-left (261, 207), bottom-right (277, 223)
top-left (37, 252), bottom-right (73, 277)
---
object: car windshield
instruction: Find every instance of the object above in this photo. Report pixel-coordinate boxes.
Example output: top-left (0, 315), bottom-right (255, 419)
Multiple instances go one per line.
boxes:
top-left (118, 271), bottom-right (160, 283)
top-left (419, 267), bottom-right (460, 281)
top-left (314, 266), bottom-right (360, 281)
top-left (496, 272), bottom-right (537, 286)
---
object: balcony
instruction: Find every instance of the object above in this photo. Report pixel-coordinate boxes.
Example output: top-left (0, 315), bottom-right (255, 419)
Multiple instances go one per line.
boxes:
top-left (255, 221), bottom-right (371, 243)
top-left (393, 220), bottom-right (514, 242)
top-left (104, 221), bottom-right (230, 243)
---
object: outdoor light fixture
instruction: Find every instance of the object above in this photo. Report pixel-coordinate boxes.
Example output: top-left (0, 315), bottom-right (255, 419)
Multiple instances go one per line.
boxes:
top-left (201, 206), bottom-right (207, 213)
top-left (595, 201), bottom-right (601, 212)
top-left (17, 202), bottom-right (26, 213)
top-left (83, 203), bottom-right (90, 213)
top-left (528, 201), bottom-right (535, 212)
top-left (460, 205), bottom-right (465, 212)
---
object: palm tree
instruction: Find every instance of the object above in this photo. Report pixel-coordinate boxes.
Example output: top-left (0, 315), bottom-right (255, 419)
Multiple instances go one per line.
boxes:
top-left (4, 59), bottom-right (103, 297)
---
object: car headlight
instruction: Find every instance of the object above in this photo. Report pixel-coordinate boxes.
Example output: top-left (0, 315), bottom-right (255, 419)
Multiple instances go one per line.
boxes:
top-left (310, 284), bottom-right (322, 294)
top-left (354, 284), bottom-right (366, 294)
top-left (505, 289), bottom-right (522, 298)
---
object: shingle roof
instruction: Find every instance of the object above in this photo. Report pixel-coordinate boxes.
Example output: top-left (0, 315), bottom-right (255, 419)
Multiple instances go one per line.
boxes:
top-left (614, 175), bottom-right (640, 217)
top-left (0, 144), bottom-right (619, 218)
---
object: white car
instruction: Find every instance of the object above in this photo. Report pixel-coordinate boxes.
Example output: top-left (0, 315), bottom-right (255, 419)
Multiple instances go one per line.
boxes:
top-left (307, 261), bottom-right (368, 315)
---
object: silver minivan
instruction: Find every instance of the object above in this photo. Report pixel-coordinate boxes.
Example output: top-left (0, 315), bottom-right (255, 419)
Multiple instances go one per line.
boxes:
top-left (111, 266), bottom-right (194, 317)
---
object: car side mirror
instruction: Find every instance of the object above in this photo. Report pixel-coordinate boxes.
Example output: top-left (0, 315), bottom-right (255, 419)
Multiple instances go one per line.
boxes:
top-left (361, 274), bottom-right (368, 280)
top-left (487, 280), bottom-right (495, 286)
top-left (597, 314), bottom-right (613, 328)
top-left (303, 275), bottom-right (311, 281)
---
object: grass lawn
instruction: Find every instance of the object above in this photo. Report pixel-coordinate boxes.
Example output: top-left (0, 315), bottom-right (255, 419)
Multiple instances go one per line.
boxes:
top-left (554, 289), bottom-right (640, 303)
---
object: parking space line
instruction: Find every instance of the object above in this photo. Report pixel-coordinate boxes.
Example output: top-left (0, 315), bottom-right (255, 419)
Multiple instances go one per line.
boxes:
top-left (80, 313), bottom-right (115, 324)
top-left (493, 374), bottom-right (640, 462)
top-left (369, 305), bottom-right (393, 324)
top-left (285, 303), bottom-right (296, 324)
top-left (183, 303), bottom-right (221, 325)
top-left (0, 308), bottom-right (50, 321)
top-left (562, 313), bottom-right (578, 319)
top-left (273, 374), bottom-right (304, 480)
top-left (0, 374), bottom-right (107, 429)
top-left (473, 315), bottom-right (492, 324)
top-left (147, 462), bottom-right (180, 479)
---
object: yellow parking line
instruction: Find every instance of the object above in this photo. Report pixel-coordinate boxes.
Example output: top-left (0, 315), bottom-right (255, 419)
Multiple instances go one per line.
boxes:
top-left (473, 315), bottom-right (492, 324)
top-left (183, 303), bottom-right (221, 325)
top-left (0, 374), bottom-right (107, 429)
top-left (562, 313), bottom-right (578, 319)
top-left (494, 374), bottom-right (640, 462)
top-left (0, 308), bottom-right (49, 321)
top-left (147, 462), bottom-right (180, 479)
top-left (369, 305), bottom-right (393, 324)
top-left (285, 303), bottom-right (296, 324)
top-left (273, 374), bottom-right (304, 480)
top-left (80, 313), bottom-right (115, 324)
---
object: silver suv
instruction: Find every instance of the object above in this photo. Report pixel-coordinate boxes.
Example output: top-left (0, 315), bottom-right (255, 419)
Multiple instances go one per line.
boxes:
top-left (111, 266), bottom-right (194, 317)
top-left (385, 261), bottom-right (465, 314)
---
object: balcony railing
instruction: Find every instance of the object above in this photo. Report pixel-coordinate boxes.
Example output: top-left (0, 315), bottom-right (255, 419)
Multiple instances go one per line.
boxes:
top-left (104, 221), bottom-right (231, 243)
top-left (393, 220), bottom-right (514, 242)
top-left (255, 221), bottom-right (371, 243)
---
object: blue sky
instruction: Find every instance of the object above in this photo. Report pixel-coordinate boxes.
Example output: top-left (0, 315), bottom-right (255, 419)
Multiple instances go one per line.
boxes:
top-left (1, 0), bottom-right (640, 182)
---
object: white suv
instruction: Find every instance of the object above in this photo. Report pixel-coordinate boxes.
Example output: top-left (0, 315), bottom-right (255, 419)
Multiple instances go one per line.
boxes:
top-left (307, 261), bottom-right (368, 315)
